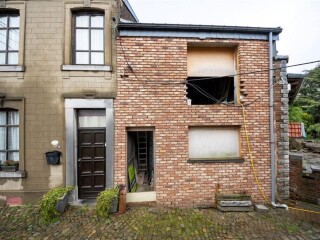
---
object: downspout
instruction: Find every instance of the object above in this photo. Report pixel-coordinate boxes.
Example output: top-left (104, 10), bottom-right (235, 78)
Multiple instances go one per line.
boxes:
top-left (269, 32), bottom-right (288, 210)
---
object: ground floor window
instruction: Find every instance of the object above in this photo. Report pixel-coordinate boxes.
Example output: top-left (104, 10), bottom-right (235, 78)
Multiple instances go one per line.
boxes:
top-left (0, 109), bottom-right (19, 164)
top-left (127, 130), bottom-right (154, 192)
top-left (188, 127), bottom-right (241, 162)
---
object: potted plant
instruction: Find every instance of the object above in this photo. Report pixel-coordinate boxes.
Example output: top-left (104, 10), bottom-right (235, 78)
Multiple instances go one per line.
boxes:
top-left (0, 160), bottom-right (19, 172)
top-left (96, 186), bottom-right (119, 218)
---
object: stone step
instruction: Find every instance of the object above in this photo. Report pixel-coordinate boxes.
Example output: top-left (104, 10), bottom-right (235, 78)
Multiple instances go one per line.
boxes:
top-left (216, 193), bottom-right (251, 201)
top-left (217, 204), bottom-right (254, 212)
top-left (219, 200), bottom-right (252, 207)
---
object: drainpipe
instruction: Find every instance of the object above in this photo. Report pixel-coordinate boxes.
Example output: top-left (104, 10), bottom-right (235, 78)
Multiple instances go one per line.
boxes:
top-left (269, 32), bottom-right (288, 210)
top-left (269, 32), bottom-right (276, 204)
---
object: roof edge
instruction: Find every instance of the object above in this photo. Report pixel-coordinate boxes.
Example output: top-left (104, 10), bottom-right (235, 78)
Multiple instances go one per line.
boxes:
top-left (122, 0), bottom-right (139, 23)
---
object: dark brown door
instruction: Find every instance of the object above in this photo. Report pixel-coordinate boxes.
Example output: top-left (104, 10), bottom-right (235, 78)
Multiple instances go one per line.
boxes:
top-left (78, 129), bottom-right (106, 199)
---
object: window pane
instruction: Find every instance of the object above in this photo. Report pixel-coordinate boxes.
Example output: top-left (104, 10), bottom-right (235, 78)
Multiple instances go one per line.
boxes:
top-left (0, 29), bottom-right (7, 51)
top-left (91, 30), bottom-right (103, 51)
top-left (76, 15), bottom-right (89, 28)
top-left (0, 16), bottom-right (7, 28)
top-left (8, 52), bottom-right (18, 64)
top-left (9, 16), bottom-right (19, 28)
top-left (8, 111), bottom-right (19, 125)
top-left (78, 110), bottom-right (106, 128)
top-left (8, 152), bottom-right (19, 161)
top-left (76, 29), bottom-right (89, 50)
top-left (9, 29), bottom-right (19, 50)
top-left (91, 15), bottom-right (103, 28)
top-left (8, 127), bottom-right (19, 150)
top-left (91, 52), bottom-right (104, 65)
top-left (0, 127), bottom-right (6, 150)
top-left (76, 52), bottom-right (89, 64)
top-left (189, 127), bottom-right (239, 159)
top-left (0, 112), bottom-right (6, 125)
top-left (0, 152), bottom-right (5, 162)
top-left (0, 53), bottom-right (5, 64)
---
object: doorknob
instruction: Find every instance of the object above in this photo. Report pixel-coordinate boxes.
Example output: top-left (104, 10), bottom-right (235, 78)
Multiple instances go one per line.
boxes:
top-left (78, 158), bottom-right (81, 162)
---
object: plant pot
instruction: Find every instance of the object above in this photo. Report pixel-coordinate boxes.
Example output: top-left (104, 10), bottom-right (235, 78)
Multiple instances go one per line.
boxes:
top-left (109, 197), bottom-right (118, 214)
top-left (1, 165), bottom-right (18, 172)
top-left (55, 191), bottom-right (71, 213)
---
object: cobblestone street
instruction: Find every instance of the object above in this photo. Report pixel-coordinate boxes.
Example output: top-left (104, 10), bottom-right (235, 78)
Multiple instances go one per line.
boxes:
top-left (0, 205), bottom-right (319, 239)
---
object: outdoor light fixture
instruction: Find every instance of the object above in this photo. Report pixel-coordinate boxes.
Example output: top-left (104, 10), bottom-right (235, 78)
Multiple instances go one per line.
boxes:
top-left (51, 140), bottom-right (60, 149)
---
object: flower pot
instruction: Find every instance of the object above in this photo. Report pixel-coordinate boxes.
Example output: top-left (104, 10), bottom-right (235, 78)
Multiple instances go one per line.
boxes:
top-left (55, 191), bottom-right (71, 213)
top-left (1, 165), bottom-right (18, 172)
top-left (109, 197), bottom-right (118, 214)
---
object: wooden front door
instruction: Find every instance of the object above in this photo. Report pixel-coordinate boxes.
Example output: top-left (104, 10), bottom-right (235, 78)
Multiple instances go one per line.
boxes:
top-left (78, 129), bottom-right (106, 199)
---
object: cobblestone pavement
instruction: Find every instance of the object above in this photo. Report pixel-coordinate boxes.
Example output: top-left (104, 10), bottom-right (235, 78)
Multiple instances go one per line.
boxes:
top-left (0, 205), bottom-right (319, 239)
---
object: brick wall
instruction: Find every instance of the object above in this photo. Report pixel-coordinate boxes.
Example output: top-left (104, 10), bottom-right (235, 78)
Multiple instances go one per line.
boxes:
top-left (290, 154), bottom-right (320, 204)
top-left (115, 37), bottom-right (273, 207)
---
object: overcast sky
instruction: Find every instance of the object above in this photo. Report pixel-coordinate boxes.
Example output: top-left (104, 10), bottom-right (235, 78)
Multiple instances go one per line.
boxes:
top-left (129, 0), bottom-right (320, 73)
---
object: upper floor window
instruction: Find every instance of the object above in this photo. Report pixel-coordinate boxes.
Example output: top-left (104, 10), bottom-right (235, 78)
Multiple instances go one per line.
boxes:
top-left (0, 12), bottom-right (19, 65)
top-left (0, 109), bottom-right (19, 163)
top-left (73, 12), bottom-right (104, 65)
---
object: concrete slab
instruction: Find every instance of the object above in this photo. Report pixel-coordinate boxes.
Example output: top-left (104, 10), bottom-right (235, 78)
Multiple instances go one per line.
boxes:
top-left (255, 204), bottom-right (269, 213)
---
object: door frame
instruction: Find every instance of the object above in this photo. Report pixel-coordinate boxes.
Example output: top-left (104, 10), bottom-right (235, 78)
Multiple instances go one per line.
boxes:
top-left (65, 99), bottom-right (114, 202)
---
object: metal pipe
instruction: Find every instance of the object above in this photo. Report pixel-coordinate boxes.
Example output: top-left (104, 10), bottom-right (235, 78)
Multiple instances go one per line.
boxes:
top-left (269, 32), bottom-right (276, 203)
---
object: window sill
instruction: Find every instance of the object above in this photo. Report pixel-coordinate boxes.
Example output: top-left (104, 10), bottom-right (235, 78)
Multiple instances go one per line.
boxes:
top-left (188, 157), bottom-right (245, 163)
top-left (0, 65), bottom-right (25, 72)
top-left (61, 65), bottom-right (112, 72)
top-left (0, 171), bottom-right (26, 178)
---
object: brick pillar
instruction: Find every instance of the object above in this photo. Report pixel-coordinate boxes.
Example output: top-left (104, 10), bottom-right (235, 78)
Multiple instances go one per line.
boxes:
top-left (273, 56), bottom-right (290, 200)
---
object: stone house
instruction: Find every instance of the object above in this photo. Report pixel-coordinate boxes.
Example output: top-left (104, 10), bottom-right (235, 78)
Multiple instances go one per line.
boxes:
top-left (115, 23), bottom-right (290, 206)
top-left (0, 0), bottom-right (290, 207)
top-left (0, 0), bottom-right (137, 204)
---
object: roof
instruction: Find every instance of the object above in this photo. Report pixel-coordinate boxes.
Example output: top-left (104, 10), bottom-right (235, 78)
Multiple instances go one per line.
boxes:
top-left (118, 23), bottom-right (282, 41)
top-left (289, 122), bottom-right (304, 138)
top-left (287, 73), bottom-right (305, 104)
top-left (122, 0), bottom-right (139, 22)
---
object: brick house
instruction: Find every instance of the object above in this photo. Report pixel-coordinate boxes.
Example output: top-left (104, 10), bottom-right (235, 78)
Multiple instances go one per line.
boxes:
top-left (0, 0), bottom-right (137, 204)
top-left (115, 23), bottom-right (290, 206)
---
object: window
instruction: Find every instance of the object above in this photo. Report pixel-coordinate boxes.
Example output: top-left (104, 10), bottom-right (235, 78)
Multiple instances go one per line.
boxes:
top-left (187, 47), bottom-right (237, 105)
top-left (0, 109), bottom-right (19, 163)
top-left (188, 127), bottom-right (243, 162)
top-left (0, 12), bottom-right (19, 65)
top-left (73, 12), bottom-right (104, 65)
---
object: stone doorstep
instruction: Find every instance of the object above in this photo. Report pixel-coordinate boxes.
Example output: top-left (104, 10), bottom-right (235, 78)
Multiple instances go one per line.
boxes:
top-left (219, 200), bottom-right (252, 207)
top-left (254, 204), bottom-right (269, 213)
top-left (217, 204), bottom-right (254, 212)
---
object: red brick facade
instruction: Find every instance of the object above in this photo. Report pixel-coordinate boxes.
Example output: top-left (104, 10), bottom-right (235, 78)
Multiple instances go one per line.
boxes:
top-left (115, 37), bottom-right (273, 207)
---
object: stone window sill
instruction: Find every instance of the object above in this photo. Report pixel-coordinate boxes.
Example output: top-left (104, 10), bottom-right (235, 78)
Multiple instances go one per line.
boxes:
top-left (0, 65), bottom-right (25, 72)
top-left (61, 65), bottom-right (112, 72)
top-left (188, 157), bottom-right (245, 163)
top-left (0, 171), bottom-right (26, 178)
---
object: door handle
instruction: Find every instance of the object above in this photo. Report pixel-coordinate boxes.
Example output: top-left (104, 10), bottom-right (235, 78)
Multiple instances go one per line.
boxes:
top-left (78, 158), bottom-right (81, 162)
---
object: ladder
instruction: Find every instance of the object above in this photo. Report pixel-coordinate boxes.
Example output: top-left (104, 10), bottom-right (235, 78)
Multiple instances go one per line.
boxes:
top-left (137, 132), bottom-right (148, 173)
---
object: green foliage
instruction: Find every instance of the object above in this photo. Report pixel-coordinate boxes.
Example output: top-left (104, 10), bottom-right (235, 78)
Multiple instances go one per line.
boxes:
top-left (96, 187), bottom-right (119, 218)
top-left (307, 123), bottom-right (320, 138)
top-left (289, 106), bottom-right (313, 128)
top-left (39, 186), bottom-right (74, 224)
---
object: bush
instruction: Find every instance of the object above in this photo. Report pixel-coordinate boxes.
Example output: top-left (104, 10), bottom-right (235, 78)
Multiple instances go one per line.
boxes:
top-left (96, 187), bottom-right (119, 218)
top-left (39, 186), bottom-right (74, 224)
top-left (307, 123), bottom-right (320, 139)
top-left (289, 106), bottom-right (313, 128)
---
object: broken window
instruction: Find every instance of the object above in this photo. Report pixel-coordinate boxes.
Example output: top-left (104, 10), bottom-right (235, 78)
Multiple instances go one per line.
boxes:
top-left (187, 46), bottom-right (237, 105)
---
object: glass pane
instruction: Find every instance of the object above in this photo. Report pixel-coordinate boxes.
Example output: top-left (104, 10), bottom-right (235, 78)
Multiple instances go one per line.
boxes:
top-left (8, 127), bottom-right (19, 150)
top-left (91, 15), bottom-right (103, 28)
top-left (76, 29), bottom-right (89, 50)
top-left (0, 127), bottom-right (6, 150)
top-left (0, 53), bottom-right (5, 64)
top-left (91, 30), bottom-right (103, 51)
top-left (8, 111), bottom-right (19, 125)
top-left (0, 112), bottom-right (6, 125)
top-left (9, 16), bottom-right (19, 28)
top-left (8, 152), bottom-right (19, 161)
top-left (0, 152), bottom-right (5, 162)
top-left (75, 52), bottom-right (89, 64)
top-left (8, 52), bottom-right (18, 64)
top-left (0, 16), bottom-right (7, 28)
top-left (0, 29), bottom-right (7, 50)
top-left (76, 15), bottom-right (89, 28)
top-left (9, 29), bottom-right (19, 50)
top-left (78, 110), bottom-right (106, 128)
top-left (91, 52), bottom-right (104, 65)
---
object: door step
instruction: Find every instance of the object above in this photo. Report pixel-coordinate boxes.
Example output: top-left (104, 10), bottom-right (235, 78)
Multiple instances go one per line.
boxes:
top-left (216, 193), bottom-right (253, 212)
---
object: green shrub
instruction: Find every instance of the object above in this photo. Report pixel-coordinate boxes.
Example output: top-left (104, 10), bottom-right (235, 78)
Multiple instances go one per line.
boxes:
top-left (96, 187), bottom-right (119, 218)
top-left (307, 123), bottom-right (320, 139)
top-left (39, 186), bottom-right (74, 224)
top-left (289, 106), bottom-right (313, 128)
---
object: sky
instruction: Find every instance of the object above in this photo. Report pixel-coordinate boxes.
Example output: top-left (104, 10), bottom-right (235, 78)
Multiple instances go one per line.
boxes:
top-left (128, 0), bottom-right (320, 73)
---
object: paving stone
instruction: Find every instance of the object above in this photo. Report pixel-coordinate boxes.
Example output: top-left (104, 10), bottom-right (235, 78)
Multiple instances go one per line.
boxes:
top-left (254, 204), bottom-right (269, 213)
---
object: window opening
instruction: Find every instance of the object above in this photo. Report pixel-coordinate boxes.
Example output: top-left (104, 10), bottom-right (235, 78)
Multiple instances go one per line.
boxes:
top-left (127, 131), bottom-right (154, 192)
top-left (73, 12), bottom-right (104, 65)
top-left (0, 109), bottom-right (19, 163)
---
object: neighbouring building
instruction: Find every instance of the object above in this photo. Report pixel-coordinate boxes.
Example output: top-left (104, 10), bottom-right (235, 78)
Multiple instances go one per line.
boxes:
top-left (0, 0), bottom-right (137, 204)
top-left (115, 23), bottom-right (290, 206)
